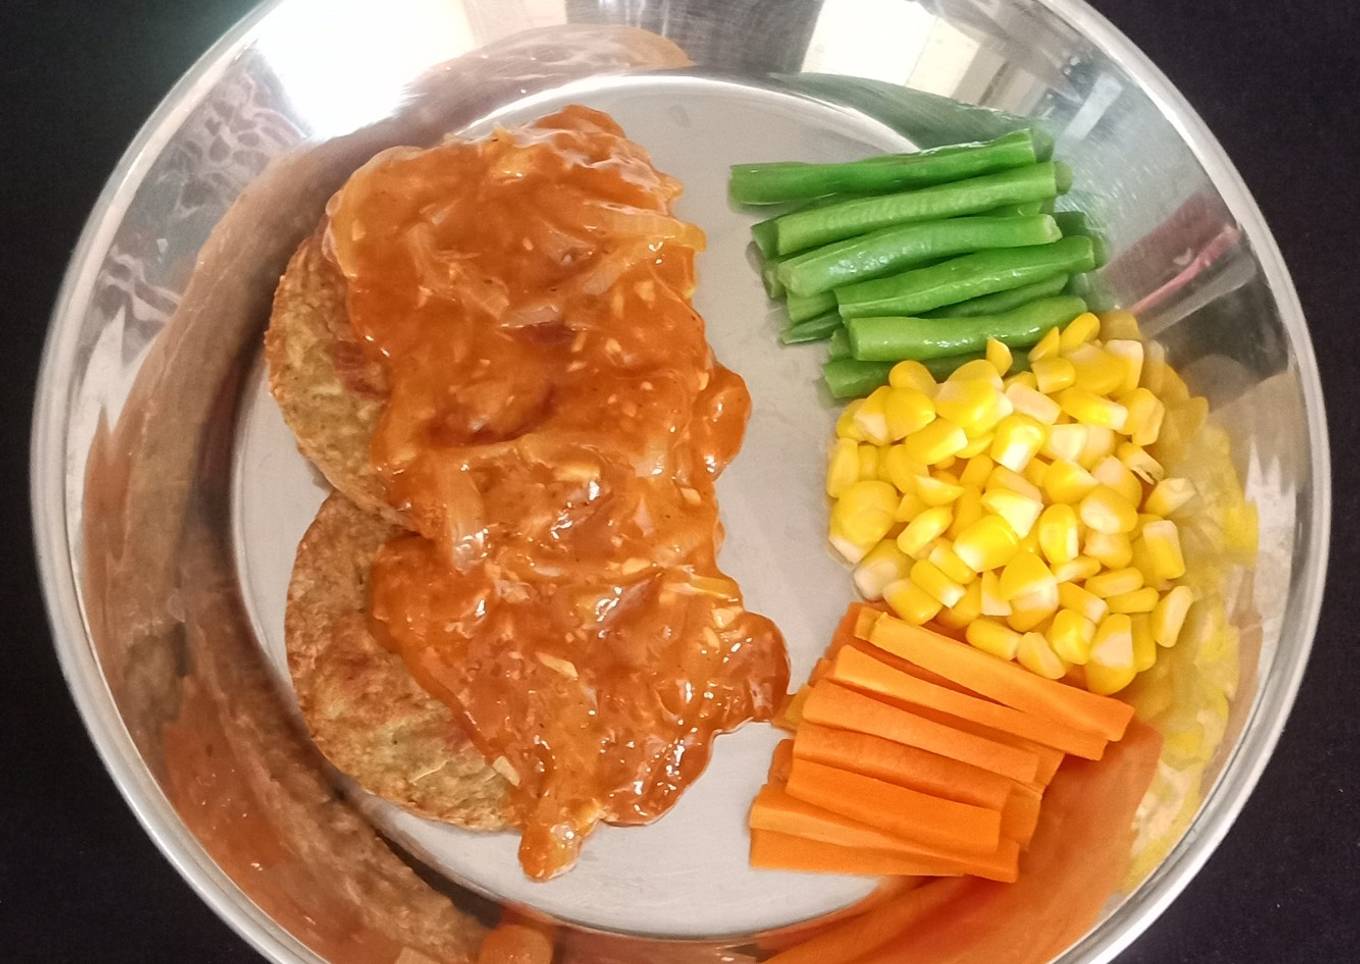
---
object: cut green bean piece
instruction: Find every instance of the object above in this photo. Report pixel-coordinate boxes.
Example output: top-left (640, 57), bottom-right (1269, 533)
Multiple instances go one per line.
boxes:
top-left (773, 162), bottom-right (1065, 255)
top-left (1053, 210), bottom-right (1090, 237)
top-left (837, 236), bottom-right (1096, 319)
top-left (787, 289), bottom-right (838, 324)
top-left (846, 296), bottom-right (1088, 362)
top-left (729, 130), bottom-right (1046, 205)
top-left (752, 218), bottom-right (780, 257)
top-left (921, 273), bottom-right (1069, 317)
top-left (980, 200), bottom-right (1044, 218)
top-left (780, 311), bottom-right (842, 345)
top-left (823, 359), bottom-right (896, 399)
top-left (761, 256), bottom-right (789, 299)
top-left (777, 214), bottom-right (1060, 297)
top-left (827, 326), bottom-right (852, 360)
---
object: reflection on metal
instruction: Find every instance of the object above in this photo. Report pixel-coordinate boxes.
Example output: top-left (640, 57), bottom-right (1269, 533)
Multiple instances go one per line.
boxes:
top-left (31, 1), bottom-right (1328, 962)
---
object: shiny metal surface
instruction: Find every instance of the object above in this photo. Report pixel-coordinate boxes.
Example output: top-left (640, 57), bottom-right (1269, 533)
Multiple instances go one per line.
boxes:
top-left (32, 0), bottom-right (1328, 961)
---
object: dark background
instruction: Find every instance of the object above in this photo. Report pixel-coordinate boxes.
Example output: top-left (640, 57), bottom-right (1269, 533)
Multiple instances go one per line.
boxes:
top-left (2, 0), bottom-right (1356, 960)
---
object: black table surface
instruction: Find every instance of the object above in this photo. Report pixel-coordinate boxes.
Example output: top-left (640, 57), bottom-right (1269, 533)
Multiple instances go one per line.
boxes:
top-left (3, 1), bottom-right (1356, 960)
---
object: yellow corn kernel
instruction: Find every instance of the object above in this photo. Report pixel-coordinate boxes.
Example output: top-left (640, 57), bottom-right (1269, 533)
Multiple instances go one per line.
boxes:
top-left (894, 490), bottom-right (926, 522)
top-left (1005, 371), bottom-right (1038, 391)
top-left (986, 465), bottom-right (1044, 502)
top-left (1119, 387), bottom-right (1164, 444)
top-left (1048, 609), bottom-right (1095, 665)
top-left (1104, 339), bottom-right (1145, 395)
top-left (1004, 382), bottom-right (1061, 425)
top-left (1118, 442), bottom-right (1164, 484)
top-left (980, 569), bottom-right (1011, 617)
top-left (1032, 355), bottom-right (1076, 394)
top-left (884, 387), bottom-right (936, 440)
top-left (1035, 503), bottom-right (1079, 566)
top-left (933, 378), bottom-right (1009, 435)
top-left (911, 559), bottom-right (966, 608)
top-left (966, 618), bottom-right (1022, 660)
top-left (852, 386), bottom-right (893, 444)
top-left (959, 453), bottom-right (994, 489)
top-left (1085, 530), bottom-right (1133, 569)
top-left (1091, 455), bottom-right (1143, 505)
top-left (1057, 388), bottom-right (1128, 431)
top-left (1077, 425), bottom-right (1118, 470)
top-left (1053, 555), bottom-right (1101, 582)
top-left (998, 549), bottom-right (1056, 601)
top-left (1086, 566), bottom-right (1145, 598)
top-left (1043, 459), bottom-right (1099, 504)
top-left (915, 474), bottom-right (965, 507)
top-left (836, 398), bottom-right (867, 440)
top-left (950, 358), bottom-right (1005, 388)
top-left (1107, 586), bottom-right (1159, 614)
top-left (902, 418), bottom-right (968, 465)
top-left (1058, 580), bottom-right (1109, 624)
top-left (1066, 342), bottom-right (1125, 396)
top-left (1059, 311), bottom-right (1101, 352)
top-left (876, 445), bottom-right (897, 484)
top-left (956, 432), bottom-right (994, 457)
top-left (1040, 422), bottom-right (1089, 463)
top-left (947, 488), bottom-right (984, 539)
top-left (1017, 631), bottom-right (1067, 680)
top-left (852, 540), bottom-right (911, 600)
top-left (828, 519), bottom-right (874, 564)
top-left (1098, 309), bottom-right (1142, 342)
top-left (1079, 485), bottom-right (1138, 534)
top-left (889, 359), bottom-right (938, 396)
top-left (1127, 534), bottom-right (1165, 592)
top-left (1086, 613), bottom-right (1135, 695)
top-left (896, 505), bottom-right (953, 558)
top-left (857, 444), bottom-right (880, 481)
top-left (986, 337), bottom-right (1013, 375)
top-left (954, 515), bottom-right (1021, 573)
top-left (1130, 613), bottom-right (1157, 672)
top-left (830, 481), bottom-right (898, 562)
top-left (928, 541), bottom-right (977, 586)
top-left (1144, 478), bottom-right (1197, 517)
top-left (990, 414), bottom-right (1048, 472)
top-left (1006, 582), bottom-right (1059, 632)
top-left (980, 489), bottom-right (1044, 540)
top-left (1140, 519), bottom-right (1186, 582)
top-left (1023, 456), bottom-right (1050, 489)
top-left (1152, 585), bottom-right (1195, 647)
top-left (881, 445), bottom-right (927, 494)
top-left (827, 438), bottom-right (860, 497)
top-left (936, 579), bottom-right (983, 630)
top-left (1140, 340), bottom-right (1167, 394)
top-left (1028, 326), bottom-right (1061, 362)
top-left (883, 578), bottom-right (941, 626)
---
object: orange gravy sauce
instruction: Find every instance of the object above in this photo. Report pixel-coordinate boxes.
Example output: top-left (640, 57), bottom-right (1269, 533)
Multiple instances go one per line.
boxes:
top-left (327, 106), bottom-right (788, 879)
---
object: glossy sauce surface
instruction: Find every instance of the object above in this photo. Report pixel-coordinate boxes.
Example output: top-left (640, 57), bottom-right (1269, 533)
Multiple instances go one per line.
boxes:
top-left (327, 106), bottom-right (788, 879)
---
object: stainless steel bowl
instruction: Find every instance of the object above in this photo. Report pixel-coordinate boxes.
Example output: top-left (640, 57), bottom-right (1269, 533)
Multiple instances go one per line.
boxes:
top-left (32, 0), bottom-right (1329, 960)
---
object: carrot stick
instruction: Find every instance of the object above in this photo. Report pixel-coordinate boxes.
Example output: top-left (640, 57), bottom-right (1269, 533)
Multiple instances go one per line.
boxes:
top-left (904, 702), bottom-right (1066, 786)
top-left (793, 722), bottom-right (1013, 811)
top-left (853, 605), bottom-right (884, 641)
top-left (769, 739), bottom-right (794, 783)
top-left (810, 657), bottom-right (834, 683)
top-left (803, 681), bottom-right (1039, 784)
top-left (766, 876), bottom-right (973, 964)
top-left (868, 615), bottom-right (1134, 741)
top-left (831, 647), bottom-right (1107, 759)
top-left (999, 782), bottom-right (1042, 847)
top-left (785, 757), bottom-right (1001, 856)
top-left (774, 686), bottom-right (810, 731)
top-left (750, 829), bottom-right (964, 877)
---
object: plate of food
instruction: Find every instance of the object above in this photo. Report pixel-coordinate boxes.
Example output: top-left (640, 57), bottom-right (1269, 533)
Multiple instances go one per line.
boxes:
top-left (33, 1), bottom-right (1328, 962)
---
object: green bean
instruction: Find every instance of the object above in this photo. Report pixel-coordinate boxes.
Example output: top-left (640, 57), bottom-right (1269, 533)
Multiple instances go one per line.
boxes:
top-left (827, 326), bottom-right (852, 360)
top-left (751, 218), bottom-right (780, 258)
top-left (921, 273), bottom-right (1069, 317)
top-left (980, 200), bottom-right (1044, 218)
top-left (823, 359), bottom-right (896, 399)
top-left (836, 236), bottom-right (1095, 319)
top-left (846, 296), bottom-right (1088, 362)
top-left (1053, 210), bottom-right (1090, 237)
top-left (729, 130), bottom-right (1049, 205)
top-left (777, 215), bottom-right (1060, 297)
top-left (780, 311), bottom-right (842, 345)
top-left (773, 162), bottom-right (1070, 255)
top-left (786, 289), bottom-right (838, 324)
top-left (761, 256), bottom-right (788, 299)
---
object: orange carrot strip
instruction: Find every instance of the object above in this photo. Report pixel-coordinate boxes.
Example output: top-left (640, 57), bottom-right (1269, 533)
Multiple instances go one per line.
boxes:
top-left (999, 782), bottom-right (1042, 847)
top-left (853, 605), bottom-right (884, 641)
top-left (904, 702), bottom-right (1066, 786)
top-left (810, 657), bottom-right (834, 683)
top-left (831, 647), bottom-right (1108, 760)
top-left (751, 829), bottom-right (964, 877)
top-left (803, 681), bottom-right (1039, 784)
top-left (851, 720), bottom-right (1164, 964)
top-left (793, 722), bottom-right (1013, 812)
top-left (766, 876), bottom-right (973, 964)
top-left (868, 616), bottom-right (1134, 741)
top-left (774, 687), bottom-right (810, 732)
top-left (785, 757), bottom-right (1001, 856)
top-left (769, 739), bottom-right (794, 783)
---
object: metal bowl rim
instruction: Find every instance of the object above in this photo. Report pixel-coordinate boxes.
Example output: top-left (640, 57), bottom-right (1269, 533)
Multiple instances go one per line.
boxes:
top-left (30, 1), bottom-right (1331, 961)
